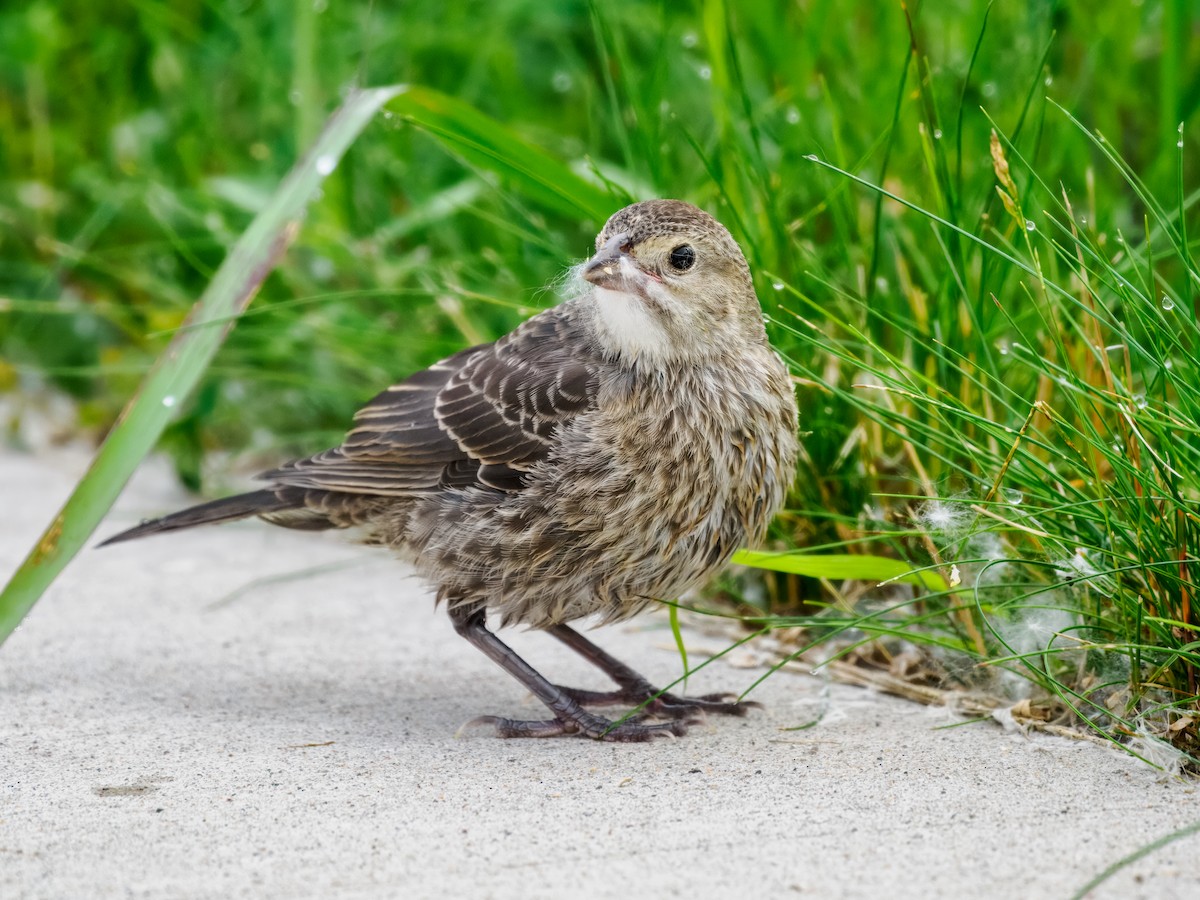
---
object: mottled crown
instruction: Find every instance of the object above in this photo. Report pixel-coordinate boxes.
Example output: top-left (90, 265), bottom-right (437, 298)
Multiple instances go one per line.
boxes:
top-left (596, 199), bottom-right (742, 259)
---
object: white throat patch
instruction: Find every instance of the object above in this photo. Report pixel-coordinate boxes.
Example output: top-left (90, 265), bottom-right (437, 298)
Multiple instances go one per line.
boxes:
top-left (592, 287), bottom-right (673, 364)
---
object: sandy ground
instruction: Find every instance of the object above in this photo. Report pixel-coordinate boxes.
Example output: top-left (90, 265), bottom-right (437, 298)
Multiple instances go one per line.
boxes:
top-left (2, 447), bottom-right (1199, 899)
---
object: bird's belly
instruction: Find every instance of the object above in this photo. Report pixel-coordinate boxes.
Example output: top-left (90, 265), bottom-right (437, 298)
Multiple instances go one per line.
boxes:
top-left (410, 407), bottom-right (779, 628)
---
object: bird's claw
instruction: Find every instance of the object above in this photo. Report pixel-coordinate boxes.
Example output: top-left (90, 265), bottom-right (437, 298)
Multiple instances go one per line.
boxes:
top-left (555, 684), bottom-right (761, 720)
top-left (460, 713), bottom-right (691, 741)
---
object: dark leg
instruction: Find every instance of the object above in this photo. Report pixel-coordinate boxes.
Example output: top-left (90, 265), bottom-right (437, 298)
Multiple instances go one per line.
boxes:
top-left (546, 623), bottom-right (760, 720)
top-left (449, 606), bottom-right (690, 741)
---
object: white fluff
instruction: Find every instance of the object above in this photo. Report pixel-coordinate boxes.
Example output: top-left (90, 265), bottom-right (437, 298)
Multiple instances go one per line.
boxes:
top-left (592, 285), bottom-right (672, 363)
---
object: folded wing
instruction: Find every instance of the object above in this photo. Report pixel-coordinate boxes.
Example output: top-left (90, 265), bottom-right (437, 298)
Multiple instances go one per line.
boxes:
top-left (261, 308), bottom-right (597, 495)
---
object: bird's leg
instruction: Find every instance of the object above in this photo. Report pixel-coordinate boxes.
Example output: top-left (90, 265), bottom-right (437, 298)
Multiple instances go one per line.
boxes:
top-left (546, 623), bottom-right (760, 720)
top-left (448, 606), bottom-right (691, 741)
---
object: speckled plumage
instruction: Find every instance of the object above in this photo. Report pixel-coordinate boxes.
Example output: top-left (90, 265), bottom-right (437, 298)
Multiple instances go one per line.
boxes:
top-left (103, 200), bottom-right (798, 741)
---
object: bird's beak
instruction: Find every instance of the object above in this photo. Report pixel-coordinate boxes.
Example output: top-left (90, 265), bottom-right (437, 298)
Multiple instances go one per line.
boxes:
top-left (581, 232), bottom-right (633, 290)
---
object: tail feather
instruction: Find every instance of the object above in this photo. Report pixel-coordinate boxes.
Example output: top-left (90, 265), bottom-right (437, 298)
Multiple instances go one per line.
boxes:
top-left (98, 489), bottom-right (294, 547)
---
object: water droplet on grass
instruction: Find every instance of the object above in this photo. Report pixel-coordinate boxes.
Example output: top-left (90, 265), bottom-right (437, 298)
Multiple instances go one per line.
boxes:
top-left (162, 396), bottom-right (176, 408)
top-left (804, 153), bottom-right (820, 162)
top-left (315, 155), bottom-right (336, 176)
top-left (1162, 295), bottom-right (1176, 311)
top-left (772, 282), bottom-right (784, 291)
top-left (309, 256), bottom-right (334, 281)
top-left (785, 106), bottom-right (800, 125)
top-left (933, 128), bottom-right (943, 140)
top-left (1025, 220), bottom-right (1036, 232)
top-left (698, 65), bottom-right (712, 80)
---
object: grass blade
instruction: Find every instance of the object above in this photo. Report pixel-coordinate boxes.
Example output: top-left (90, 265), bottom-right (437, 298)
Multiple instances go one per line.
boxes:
top-left (733, 550), bottom-right (949, 593)
top-left (1069, 818), bottom-right (1200, 900)
top-left (0, 86), bottom-right (404, 646)
top-left (386, 86), bottom-right (621, 223)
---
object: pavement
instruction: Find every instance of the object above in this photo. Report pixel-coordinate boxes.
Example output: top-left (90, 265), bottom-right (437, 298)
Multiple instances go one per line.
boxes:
top-left (2, 446), bottom-right (1199, 899)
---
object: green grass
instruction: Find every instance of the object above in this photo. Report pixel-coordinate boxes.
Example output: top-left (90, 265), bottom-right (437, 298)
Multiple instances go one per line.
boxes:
top-left (0, 85), bottom-right (401, 643)
top-left (3, 0), bottom-right (1200, 765)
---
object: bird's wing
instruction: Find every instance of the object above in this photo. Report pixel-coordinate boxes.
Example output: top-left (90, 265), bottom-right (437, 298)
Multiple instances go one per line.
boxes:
top-left (260, 308), bottom-right (597, 494)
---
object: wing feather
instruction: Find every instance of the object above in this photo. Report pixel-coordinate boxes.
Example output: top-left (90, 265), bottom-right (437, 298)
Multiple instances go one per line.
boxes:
top-left (259, 306), bottom-right (596, 497)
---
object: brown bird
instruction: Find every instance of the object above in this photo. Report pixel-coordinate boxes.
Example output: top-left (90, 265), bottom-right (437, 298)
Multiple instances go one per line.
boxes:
top-left (102, 199), bottom-right (798, 741)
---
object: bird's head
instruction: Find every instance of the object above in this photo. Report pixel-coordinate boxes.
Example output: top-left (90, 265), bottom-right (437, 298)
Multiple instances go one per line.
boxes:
top-left (578, 199), bottom-right (766, 367)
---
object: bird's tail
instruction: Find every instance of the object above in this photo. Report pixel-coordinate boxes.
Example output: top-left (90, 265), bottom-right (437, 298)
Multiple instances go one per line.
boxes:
top-left (97, 489), bottom-right (295, 547)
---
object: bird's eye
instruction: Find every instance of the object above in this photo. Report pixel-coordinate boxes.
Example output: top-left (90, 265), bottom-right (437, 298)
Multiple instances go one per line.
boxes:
top-left (668, 245), bottom-right (696, 271)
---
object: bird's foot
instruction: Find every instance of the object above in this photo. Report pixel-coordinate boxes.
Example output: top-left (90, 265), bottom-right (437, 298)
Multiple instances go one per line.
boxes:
top-left (460, 709), bottom-right (694, 742)
top-left (556, 684), bottom-right (761, 720)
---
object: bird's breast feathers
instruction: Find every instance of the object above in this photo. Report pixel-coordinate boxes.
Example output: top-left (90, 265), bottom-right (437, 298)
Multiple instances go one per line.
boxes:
top-left (551, 354), bottom-right (796, 550)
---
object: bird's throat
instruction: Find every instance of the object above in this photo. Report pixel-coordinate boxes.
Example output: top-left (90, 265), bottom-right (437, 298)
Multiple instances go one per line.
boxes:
top-left (592, 287), bottom-right (673, 365)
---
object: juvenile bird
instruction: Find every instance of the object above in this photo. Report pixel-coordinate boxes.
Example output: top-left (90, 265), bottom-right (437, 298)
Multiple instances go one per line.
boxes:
top-left (102, 199), bottom-right (798, 741)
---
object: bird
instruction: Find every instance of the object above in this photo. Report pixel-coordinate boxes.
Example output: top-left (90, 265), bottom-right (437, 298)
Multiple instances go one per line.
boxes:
top-left (101, 199), bottom-right (799, 741)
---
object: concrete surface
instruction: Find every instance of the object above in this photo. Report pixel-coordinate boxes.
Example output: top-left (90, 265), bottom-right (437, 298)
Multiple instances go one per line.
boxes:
top-left (2, 447), bottom-right (1199, 899)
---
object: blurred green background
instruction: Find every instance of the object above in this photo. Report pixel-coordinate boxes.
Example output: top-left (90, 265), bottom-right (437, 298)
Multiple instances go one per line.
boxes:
top-left (3, 0), bottom-right (1193, 478)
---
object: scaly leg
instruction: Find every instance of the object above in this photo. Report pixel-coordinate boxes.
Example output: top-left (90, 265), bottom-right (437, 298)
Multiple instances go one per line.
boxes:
top-left (547, 623), bottom-right (760, 720)
top-left (449, 606), bottom-right (690, 741)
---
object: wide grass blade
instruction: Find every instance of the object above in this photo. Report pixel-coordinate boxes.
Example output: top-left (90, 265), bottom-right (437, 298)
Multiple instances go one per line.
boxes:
top-left (732, 550), bottom-right (950, 593)
top-left (385, 86), bottom-right (621, 223)
top-left (0, 86), bottom-right (403, 646)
